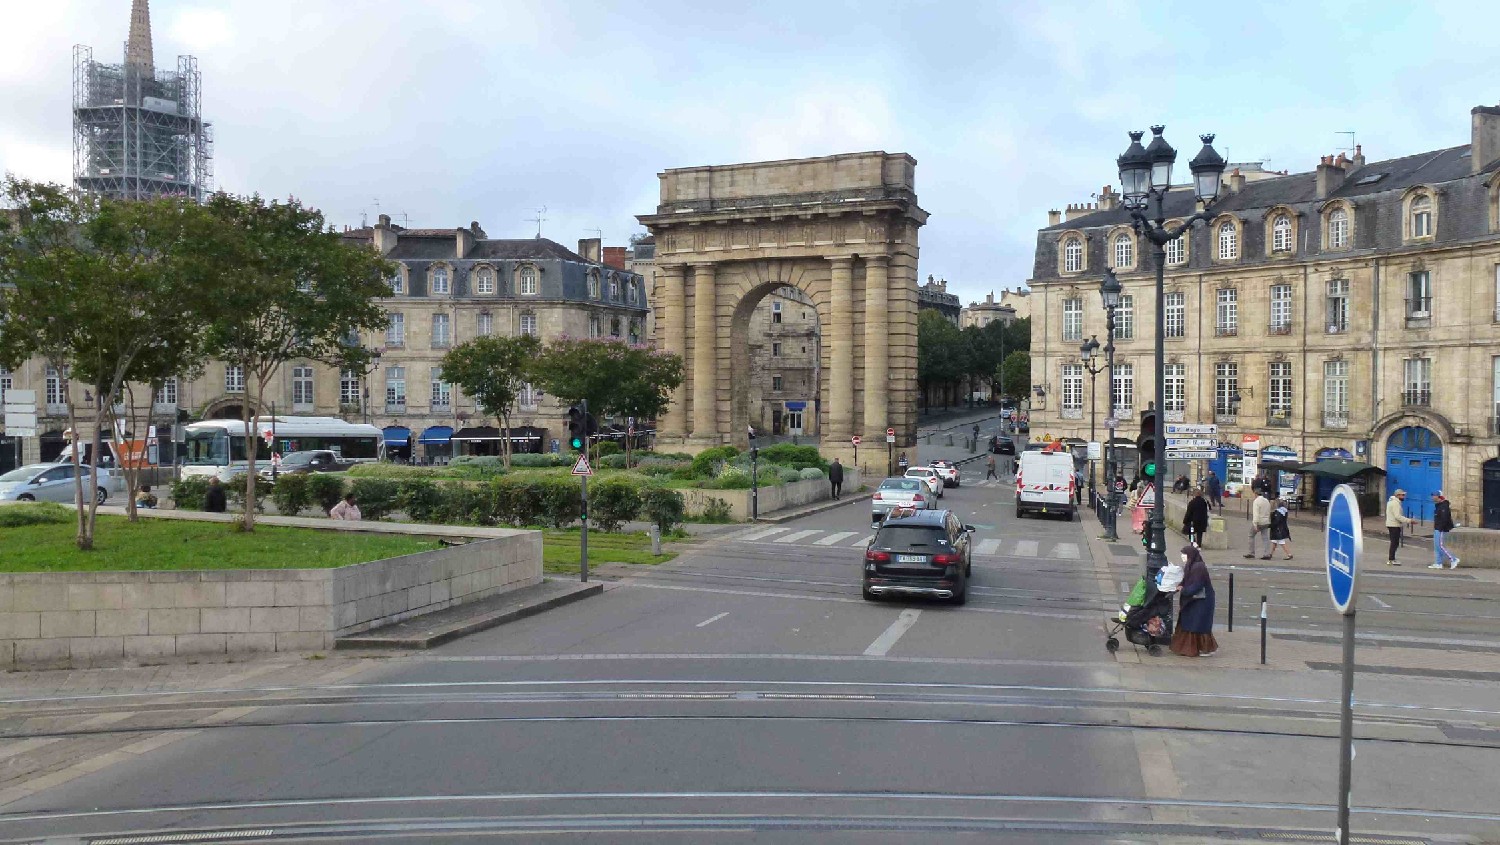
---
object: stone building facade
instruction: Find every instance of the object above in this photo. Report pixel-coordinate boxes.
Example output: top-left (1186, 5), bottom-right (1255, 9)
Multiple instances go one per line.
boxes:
top-left (744, 286), bottom-right (821, 436)
top-left (960, 291), bottom-right (1019, 329)
top-left (0, 218), bottom-right (648, 468)
top-left (918, 276), bottom-right (961, 324)
top-left (1026, 104), bottom-right (1500, 526)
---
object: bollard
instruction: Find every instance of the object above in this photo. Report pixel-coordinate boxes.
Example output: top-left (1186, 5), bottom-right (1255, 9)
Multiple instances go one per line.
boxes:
top-left (650, 524), bottom-right (661, 556)
top-left (1259, 595), bottom-right (1268, 665)
top-left (946, 433), bottom-right (954, 446)
top-left (1227, 571), bottom-right (1235, 632)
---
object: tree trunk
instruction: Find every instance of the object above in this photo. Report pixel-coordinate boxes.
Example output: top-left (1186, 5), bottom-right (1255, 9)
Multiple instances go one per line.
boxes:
top-left (84, 401), bottom-right (105, 548)
top-left (65, 392), bottom-right (89, 549)
top-left (242, 369), bottom-right (262, 532)
top-left (499, 410), bottom-right (512, 470)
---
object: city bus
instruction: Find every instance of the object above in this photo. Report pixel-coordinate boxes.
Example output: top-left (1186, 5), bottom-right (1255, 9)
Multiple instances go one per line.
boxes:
top-left (181, 417), bottom-right (383, 480)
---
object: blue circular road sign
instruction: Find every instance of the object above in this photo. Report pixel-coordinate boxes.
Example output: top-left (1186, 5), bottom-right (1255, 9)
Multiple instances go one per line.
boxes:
top-left (1325, 484), bottom-right (1362, 615)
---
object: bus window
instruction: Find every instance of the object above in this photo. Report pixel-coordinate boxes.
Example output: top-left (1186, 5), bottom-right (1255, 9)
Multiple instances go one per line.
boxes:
top-left (184, 431), bottom-right (228, 466)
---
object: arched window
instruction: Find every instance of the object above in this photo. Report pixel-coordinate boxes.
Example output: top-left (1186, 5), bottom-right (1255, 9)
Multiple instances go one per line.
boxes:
top-left (476, 267), bottom-right (495, 295)
top-left (431, 266), bottom-right (450, 295)
top-left (1328, 208), bottom-right (1349, 249)
top-left (609, 276), bottom-right (619, 300)
top-left (587, 271), bottom-right (600, 299)
top-left (1063, 237), bottom-right (1083, 273)
top-left (1113, 233), bottom-right (1133, 269)
top-left (1411, 195), bottom-right (1433, 238)
top-left (1164, 234), bottom-right (1185, 266)
top-left (519, 266), bottom-right (538, 296)
top-left (1217, 221), bottom-right (1238, 260)
top-left (1272, 214), bottom-right (1293, 253)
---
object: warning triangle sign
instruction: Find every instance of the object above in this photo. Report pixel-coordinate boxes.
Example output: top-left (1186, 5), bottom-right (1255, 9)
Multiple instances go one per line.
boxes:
top-left (571, 454), bottom-right (593, 476)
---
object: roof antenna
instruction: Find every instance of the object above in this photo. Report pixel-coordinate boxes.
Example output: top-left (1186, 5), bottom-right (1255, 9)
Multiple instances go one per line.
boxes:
top-left (1337, 131), bottom-right (1357, 157)
top-left (526, 206), bottom-right (548, 238)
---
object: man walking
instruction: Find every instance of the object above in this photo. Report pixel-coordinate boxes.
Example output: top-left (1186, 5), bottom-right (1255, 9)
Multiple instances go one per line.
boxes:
top-left (1204, 470), bottom-right (1223, 511)
top-left (1428, 490), bottom-right (1459, 569)
top-left (829, 458), bottom-right (844, 500)
top-left (1245, 487), bottom-right (1271, 560)
top-left (1183, 486), bottom-right (1209, 547)
top-left (1385, 489), bottom-right (1413, 566)
top-left (985, 453), bottom-right (997, 481)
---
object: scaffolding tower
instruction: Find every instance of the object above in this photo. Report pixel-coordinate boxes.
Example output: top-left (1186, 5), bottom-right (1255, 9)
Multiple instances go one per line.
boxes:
top-left (72, 43), bottom-right (213, 201)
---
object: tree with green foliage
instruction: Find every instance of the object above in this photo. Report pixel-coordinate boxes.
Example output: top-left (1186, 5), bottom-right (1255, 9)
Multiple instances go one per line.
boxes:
top-left (439, 334), bottom-right (540, 469)
top-left (202, 193), bottom-right (395, 531)
top-left (529, 337), bottom-right (683, 466)
top-left (1001, 350), bottom-right (1031, 401)
top-left (917, 309), bottom-right (966, 409)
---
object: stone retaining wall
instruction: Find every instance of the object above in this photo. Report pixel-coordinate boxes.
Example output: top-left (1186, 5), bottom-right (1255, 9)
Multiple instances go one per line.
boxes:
top-left (0, 531), bottom-right (542, 669)
top-left (680, 469), bottom-right (860, 521)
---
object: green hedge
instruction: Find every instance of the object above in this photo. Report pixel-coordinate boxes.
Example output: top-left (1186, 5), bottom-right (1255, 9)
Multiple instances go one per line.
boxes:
top-left (270, 475), bottom-right (311, 516)
top-left (348, 478), bottom-right (400, 520)
top-left (170, 476), bottom-right (211, 510)
top-left (690, 446), bottom-right (740, 478)
top-left (307, 474), bottom-right (347, 514)
top-left (0, 502), bottom-right (72, 527)
top-left (756, 443), bottom-right (828, 472)
top-left (595, 441), bottom-right (622, 457)
top-left (510, 453), bottom-right (572, 468)
top-left (347, 463), bottom-right (438, 480)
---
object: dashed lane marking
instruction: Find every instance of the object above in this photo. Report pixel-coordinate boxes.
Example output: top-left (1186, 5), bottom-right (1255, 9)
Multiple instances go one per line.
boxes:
top-left (696, 612), bottom-right (730, 628)
top-left (863, 609), bottom-right (922, 657)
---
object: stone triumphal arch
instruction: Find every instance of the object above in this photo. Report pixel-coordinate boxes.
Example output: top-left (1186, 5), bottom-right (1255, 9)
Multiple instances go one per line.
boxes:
top-left (638, 152), bottom-right (927, 466)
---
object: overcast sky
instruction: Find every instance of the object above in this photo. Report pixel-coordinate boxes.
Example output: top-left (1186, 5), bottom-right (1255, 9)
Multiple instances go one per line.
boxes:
top-left (3, 1), bottom-right (1497, 306)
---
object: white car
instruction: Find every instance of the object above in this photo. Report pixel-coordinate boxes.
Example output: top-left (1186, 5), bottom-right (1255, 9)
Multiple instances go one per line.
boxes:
top-left (929, 459), bottom-right (961, 488)
top-left (871, 477), bottom-right (937, 526)
top-left (904, 466), bottom-right (944, 498)
top-left (0, 463), bottom-right (121, 505)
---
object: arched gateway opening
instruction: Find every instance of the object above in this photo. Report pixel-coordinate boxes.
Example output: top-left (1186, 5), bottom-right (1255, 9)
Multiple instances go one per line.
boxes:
top-left (731, 284), bottom-right (822, 444)
top-left (638, 152), bottom-right (928, 466)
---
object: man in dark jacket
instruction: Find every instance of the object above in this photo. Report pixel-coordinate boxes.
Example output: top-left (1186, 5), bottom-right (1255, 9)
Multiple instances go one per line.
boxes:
top-left (1429, 490), bottom-right (1459, 569)
top-left (1204, 471), bottom-right (1223, 510)
top-left (828, 458), bottom-right (844, 500)
top-left (1182, 486), bottom-right (1209, 547)
top-left (204, 477), bottom-right (227, 513)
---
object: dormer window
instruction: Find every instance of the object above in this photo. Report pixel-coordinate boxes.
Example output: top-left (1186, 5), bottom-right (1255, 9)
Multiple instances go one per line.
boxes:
top-left (1410, 195), bottom-right (1433, 238)
top-left (1216, 221), bottom-right (1238, 260)
top-left (626, 281), bottom-right (637, 305)
top-left (587, 270), bottom-right (600, 300)
top-left (431, 266), bottom-right (450, 295)
top-left (1328, 207), bottom-right (1349, 250)
top-left (1272, 214), bottom-right (1293, 253)
top-left (1063, 237), bottom-right (1083, 273)
top-left (1165, 233), bottom-right (1185, 266)
top-left (1113, 233), bottom-right (1134, 270)
top-left (609, 276), bottom-right (619, 300)
top-left (476, 267), bottom-right (495, 295)
top-left (389, 269), bottom-right (404, 295)
top-left (519, 266), bottom-right (538, 296)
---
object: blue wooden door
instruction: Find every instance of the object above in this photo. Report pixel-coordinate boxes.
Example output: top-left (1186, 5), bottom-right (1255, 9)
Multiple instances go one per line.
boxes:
top-left (1385, 427), bottom-right (1442, 522)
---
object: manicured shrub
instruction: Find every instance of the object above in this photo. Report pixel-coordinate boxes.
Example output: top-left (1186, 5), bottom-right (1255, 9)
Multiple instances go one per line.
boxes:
top-left (698, 497), bottom-right (734, 523)
top-left (226, 478), bottom-right (271, 512)
top-left (170, 476), bottom-right (211, 511)
top-left (449, 455), bottom-right (505, 469)
top-left (347, 463), bottom-right (437, 480)
top-left (641, 486), bottom-right (686, 534)
top-left (591, 477), bottom-right (643, 533)
top-left (758, 444), bottom-right (828, 472)
top-left (595, 441), bottom-right (622, 457)
top-left (510, 453), bottom-right (571, 468)
top-left (636, 463), bottom-right (679, 477)
top-left (0, 501), bottom-right (72, 527)
top-left (704, 464), bottom-right (753, 490)
top-left (536, 476), bottom-right (582, 528)
top-left (598, 453), bottom-right (629, 470)
top-left (798, 467), bottom-right (826, 480)
top-left (306, 474), bottom-right (346, 515)
top-left (437, 481), bottom-right (493, 525)
top-left (349, 478), bottom-right (400, 520)
top-left (398, 478), bottom-right (444, 522)
top-left (777, 467), bottom-right (803, 483)
top-left (690, 446), bottom-right (740, 478)
top-left (269, 474), bottom-right (311, 517)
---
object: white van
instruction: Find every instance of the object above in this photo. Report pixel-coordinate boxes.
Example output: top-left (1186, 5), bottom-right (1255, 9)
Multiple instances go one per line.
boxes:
top-left (1016, 450), bottom-right (1076, 519)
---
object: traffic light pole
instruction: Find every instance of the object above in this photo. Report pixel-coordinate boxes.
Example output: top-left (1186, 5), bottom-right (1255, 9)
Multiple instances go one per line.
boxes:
top-left (579, 398), bottom-right (589, 583)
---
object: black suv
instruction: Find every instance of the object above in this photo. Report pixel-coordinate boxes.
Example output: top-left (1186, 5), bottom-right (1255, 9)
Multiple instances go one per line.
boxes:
top-left (862, 509), bottom-right (974, 605)
top-left (990, 436), bottom-right (1016, 456)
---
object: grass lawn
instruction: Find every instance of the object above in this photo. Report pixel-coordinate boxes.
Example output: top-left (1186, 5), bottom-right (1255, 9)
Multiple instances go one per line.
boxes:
top-left (2, 515), bottom-right (439, 572)
top-left (541, 529), bottom-right (676, 575)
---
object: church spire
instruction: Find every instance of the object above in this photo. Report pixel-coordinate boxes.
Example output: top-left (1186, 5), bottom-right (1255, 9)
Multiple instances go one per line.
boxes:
top-left (125, 0), bottom-right (153, 71)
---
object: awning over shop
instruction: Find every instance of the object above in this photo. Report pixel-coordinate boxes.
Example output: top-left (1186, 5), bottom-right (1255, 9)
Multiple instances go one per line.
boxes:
top-left (507, 426), bottom-right (545, 441)
top-left (1294, 459), bottom-right (1385, 480)
top-left (382, 426), bottom-right (412, 446)
top-left (418, 425), bottom-right (454, 445)
top-left (453, 425), bottom-right (502, 442)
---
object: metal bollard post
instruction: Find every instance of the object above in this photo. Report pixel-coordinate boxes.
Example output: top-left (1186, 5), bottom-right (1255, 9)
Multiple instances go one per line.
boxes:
top-left (650, 524), bottom-right (661, 556)
top-left (1259, 595), bottom-right (1268, 665)
top-left (1227, 572), bottom-right (1235, 632)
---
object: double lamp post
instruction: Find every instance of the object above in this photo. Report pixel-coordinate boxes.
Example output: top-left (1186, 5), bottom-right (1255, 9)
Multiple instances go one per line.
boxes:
top-left (1102, 126), bottom-right (1226, 576)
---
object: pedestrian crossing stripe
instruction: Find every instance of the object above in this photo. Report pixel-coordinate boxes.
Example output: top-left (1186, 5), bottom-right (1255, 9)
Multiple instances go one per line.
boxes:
top-left (775, 530), bottom-right (821, 544)
top-left (717, 528), bottom-right (1081, 559)
top-left (814, 531), bottom-right (858, 546)
top-left (975, 539), bottom-right (1001, 556)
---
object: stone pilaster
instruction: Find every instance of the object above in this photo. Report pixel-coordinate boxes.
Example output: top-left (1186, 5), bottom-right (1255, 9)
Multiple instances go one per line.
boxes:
top-left (828, 256), bottom-right (855, 438)
top-left (862, 255), bottom-right (890, 438)
top-left (690, 263), bottom-right (717, 439)
top-left (659, 264), bottom-right (687, 438)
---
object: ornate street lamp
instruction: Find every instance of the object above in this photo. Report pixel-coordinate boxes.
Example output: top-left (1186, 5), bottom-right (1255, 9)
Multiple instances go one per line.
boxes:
top-left (1099, 269), bottom-right (1124, 541)
top-left (1113, 126), bottom-right (1227, 576)
top-left (1079, 336), bottom-right (1105, 505)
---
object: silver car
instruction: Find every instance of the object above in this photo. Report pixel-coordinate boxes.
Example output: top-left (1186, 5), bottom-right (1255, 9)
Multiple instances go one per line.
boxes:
top-left (871, 476), bottom-right (937, 526)
top-left (0, 463), bottom-right (118, 505)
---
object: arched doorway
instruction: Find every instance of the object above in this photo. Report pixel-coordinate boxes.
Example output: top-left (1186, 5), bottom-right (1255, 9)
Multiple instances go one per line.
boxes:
top-left (1483, 459), bottom-right (1500, 530)
top-left (1385, 426), bottom-right (1442, 521)
top-left (730, 283), bottom-right (822, 447)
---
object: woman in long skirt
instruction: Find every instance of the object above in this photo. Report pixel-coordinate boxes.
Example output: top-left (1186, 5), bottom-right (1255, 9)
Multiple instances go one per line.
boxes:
top-left (1170, 544), bottom-right (1219, 657)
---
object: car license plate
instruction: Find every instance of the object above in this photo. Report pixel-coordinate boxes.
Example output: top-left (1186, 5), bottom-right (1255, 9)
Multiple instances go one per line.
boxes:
top-left (896, 554), bottom-right (926, 563)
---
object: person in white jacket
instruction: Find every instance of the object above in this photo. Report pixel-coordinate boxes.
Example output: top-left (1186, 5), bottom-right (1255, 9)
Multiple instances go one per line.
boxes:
top-left (329, 493), bottom-right (362, 521)
top-left (1244, 491), bottom-right (1272, 560)
top-left (1385, 489), bottom-right (1413, 565)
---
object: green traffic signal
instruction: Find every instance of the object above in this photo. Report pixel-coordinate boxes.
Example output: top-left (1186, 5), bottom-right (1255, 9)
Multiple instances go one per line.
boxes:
top-left (569, 436), bottom-right (584, 450)
top-left (1143, 461), bottom-right (1156, 478)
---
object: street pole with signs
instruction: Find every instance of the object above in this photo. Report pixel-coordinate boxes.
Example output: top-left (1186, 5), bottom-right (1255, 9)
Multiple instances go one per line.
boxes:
top-left (885, 427), bottom-right (896, 477)
top-left (851, 435), bottom-right (860, 474)
top-left (1326, 484), bottom-right (1363, 845)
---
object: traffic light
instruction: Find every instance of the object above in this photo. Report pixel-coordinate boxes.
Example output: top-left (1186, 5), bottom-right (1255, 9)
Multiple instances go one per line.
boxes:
top-left (567, 406), bottom-right (586, 451)
top-left (1137, 409), bottom-right (1158, 483)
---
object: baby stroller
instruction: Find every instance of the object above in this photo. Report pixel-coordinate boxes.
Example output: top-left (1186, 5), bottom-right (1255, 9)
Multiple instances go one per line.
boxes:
top-left (1105, 577), bottom-right (1174, 655)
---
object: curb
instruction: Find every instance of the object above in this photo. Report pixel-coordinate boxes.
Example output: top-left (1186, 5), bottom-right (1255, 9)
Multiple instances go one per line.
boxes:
top-left (754, 494), bottom-right (871, 523)
top-left (334, 579), bottom-right (603, 650)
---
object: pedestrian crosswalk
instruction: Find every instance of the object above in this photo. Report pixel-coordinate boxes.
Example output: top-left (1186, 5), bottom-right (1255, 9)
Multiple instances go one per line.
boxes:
top-left (716, 526), bottom-right (1083, 559)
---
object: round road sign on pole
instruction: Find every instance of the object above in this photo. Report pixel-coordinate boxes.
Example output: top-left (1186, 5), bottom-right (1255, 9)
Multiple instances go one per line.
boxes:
top-left (1325, 484), bottom-right (1362, 615)
top-left (851, 435), bottom-right (861, 446)
top-left (885, 427), bottom-right (896, 444)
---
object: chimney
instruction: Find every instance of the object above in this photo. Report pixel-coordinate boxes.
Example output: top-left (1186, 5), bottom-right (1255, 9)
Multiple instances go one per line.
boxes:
top-left (372, 213), bottom-right (397, 255)
top-left (1352, 144), bottom-right (1365, 169)
top-left (1316, 154), bottom-right (1348, 200)
top-left (577, 237), bottom-right (602, 263)
top-left (985, 292), bottom-right (995, 305)
top-left (1098, 185), bottom-right (1119, 211)
top-left (1064, 202), bottom-right (1098, 222)
top-left (456, 226), bottom-right (474, 258)
top-left (1228, 168), bottom-right (1246, 194)
top-left (1047, 209), bottom-right (1062, 226)
top-left (1472, 105), bottom-right (1500, 174)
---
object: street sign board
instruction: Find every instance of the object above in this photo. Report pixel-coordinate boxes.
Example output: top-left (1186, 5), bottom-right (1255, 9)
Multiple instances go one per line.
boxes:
top-left (571, 455), bottom-right (593, 476)
top-left (1325, 484), bottom-right (1361, 615)
top-left (1165, 438), bottom-right (1217, 448)
top-left (851, 435), bottom-right (861, 446)
top-left (1165, 423), bottom-right (1217, 436)
top-left (1086, 441), bottom-right (1101, 460)
top-left (1165, 449), bottom-right (1216, 460)
top-left (4, 390), bottom-right (39, 437)
top-left (1105, 417), bottom-right (1118, 429)
top-left (885, 427), bottom-right (896, 444)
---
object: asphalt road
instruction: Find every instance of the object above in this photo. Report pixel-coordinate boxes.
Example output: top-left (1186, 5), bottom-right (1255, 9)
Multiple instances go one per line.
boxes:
top-left (3, 465), bottom-right (1500, 843)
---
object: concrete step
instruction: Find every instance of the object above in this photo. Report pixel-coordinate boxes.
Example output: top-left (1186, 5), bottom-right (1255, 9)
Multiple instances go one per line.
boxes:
top-left (334, 579), bottom-right (602, 650)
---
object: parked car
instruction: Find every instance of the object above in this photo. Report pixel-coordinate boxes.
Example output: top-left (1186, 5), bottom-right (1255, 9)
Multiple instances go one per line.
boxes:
top-left (0, 462), bottom-right (121, 505)
top-left (862, 508), bottom-right (974, 604)
top-left (258, 450), bottom-right (354, 481)
top-left (904, 466), bottom-right (944, 498)
top-left (929, 459), bottom-right (961, 488)
top-left (989, 436), bottom-right (1016, 456)
top-left (871, 477), bottom-right (936, 525)
top-left (1015, 450), bottom-right (1076, 519)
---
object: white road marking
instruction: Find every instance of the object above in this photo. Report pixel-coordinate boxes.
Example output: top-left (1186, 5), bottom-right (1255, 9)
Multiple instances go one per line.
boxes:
top-left (1367, 595), bottom-right (1392, 609)
top-left (775, 530), bottom-right (821, 544)
top-left (695, 612), bottom-right (729, 628)
top-left (1014, 539), bottom-right (1040, 557)
top-left (975, 539), bottom-right (1001, 556)
top-left (863, 609), bottom-right (922, 657)
top-left (1051, 542), bottom-right (1081, 560)
top-left (852, 535), bottom-right (874, 547)
top-left (815, 531), bottom-right (858, 546)
top-left (736, 527), bottom-right (790, 542)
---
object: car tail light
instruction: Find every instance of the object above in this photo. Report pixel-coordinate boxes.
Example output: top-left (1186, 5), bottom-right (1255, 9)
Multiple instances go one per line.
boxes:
top-left (932, 553), bottom-right (960, 565)
top-left (865, 550), bottom-right (890, 562)
top-left (913, 494), bottom-right (925, 503)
